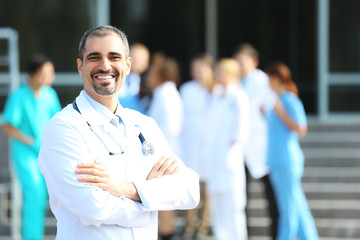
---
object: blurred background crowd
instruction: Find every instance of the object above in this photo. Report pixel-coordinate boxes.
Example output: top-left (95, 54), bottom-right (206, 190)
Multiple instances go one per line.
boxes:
top-left (1, 0), bottom-right (360, 240)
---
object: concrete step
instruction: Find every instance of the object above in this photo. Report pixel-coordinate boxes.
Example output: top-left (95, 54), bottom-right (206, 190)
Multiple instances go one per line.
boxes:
top-left (303, 167), bottom-right (360, 177)
top-left (306, 120), bottom-right (360, 132)
top-left (247, 216), bottom-right (360, 238)
top-left (304, 148), bottom-right (360, 159)
top-left (302, 131), bottom-right (360, 143)
top-left (251, 237), bottom-right (360, 240)
top-left (249, 181), bottom-right (360, 194)
top-left (304, 158), bottom-right (360, 167)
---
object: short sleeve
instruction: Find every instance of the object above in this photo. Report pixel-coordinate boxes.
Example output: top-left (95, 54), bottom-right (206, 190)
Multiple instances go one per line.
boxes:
top-left (283, 95), bottom-right (307, 126)
top-left (2, 90), bottom-right (23, 128)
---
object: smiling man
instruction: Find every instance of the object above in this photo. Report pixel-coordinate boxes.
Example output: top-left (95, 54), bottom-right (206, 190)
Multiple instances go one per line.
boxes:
top-left (38, 25), bottom-right (199, 240)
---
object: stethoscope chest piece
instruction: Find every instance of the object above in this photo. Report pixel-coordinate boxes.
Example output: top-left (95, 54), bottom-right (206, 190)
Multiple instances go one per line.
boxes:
top-left (142, 141), bottom-right (154, 155)
top-left (138, 131), bottom-right (154, 155)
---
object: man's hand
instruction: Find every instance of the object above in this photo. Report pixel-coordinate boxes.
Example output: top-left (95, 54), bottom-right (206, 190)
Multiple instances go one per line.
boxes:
top-left (147, 156), bottom-right (181, 180)
top-left (75, 162), bottom-right (141, 202)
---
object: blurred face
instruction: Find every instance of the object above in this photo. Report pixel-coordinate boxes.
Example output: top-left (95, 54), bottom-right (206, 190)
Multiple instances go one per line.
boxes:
top-left (191, 60), bottom-right (213, 87)
top-left (268, 74), bottom-right (282, 93)
top-left (130, 47), bottom-right (150, 75)
top-left (42, 62), bottom-right (55, 86)
top-left (30, 61), bottom-right (55, 88)
top-left (77, 33), bottom-right (131, 100)
top-left (234, 52), bottom-right (257, 78)
top-left (146, 65), bottom-right (161, 90)
top-left (214, 66), bottom-right (228, 86)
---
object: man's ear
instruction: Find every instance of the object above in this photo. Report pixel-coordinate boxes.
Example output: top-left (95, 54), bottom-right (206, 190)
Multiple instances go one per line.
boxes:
top-left (127, 57), bottom-right (132, 75)
top-left (77, 58), bottom-right (83, 77)
top-left (253, 58), bottom-right (259, 69)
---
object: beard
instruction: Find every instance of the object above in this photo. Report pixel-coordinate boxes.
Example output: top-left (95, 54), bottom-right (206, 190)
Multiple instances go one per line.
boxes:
top-left (91, 69), bottom-right (122, 96)
top-left (92, 80), bottom-right (119, 95)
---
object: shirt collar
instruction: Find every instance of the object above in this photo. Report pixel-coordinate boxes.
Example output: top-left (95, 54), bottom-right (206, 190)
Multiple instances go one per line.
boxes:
top-left (76, 90), bottom-right (126, 127)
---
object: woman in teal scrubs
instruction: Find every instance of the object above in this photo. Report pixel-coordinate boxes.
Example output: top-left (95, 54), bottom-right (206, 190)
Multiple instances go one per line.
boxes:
top-left (2, 54), bottom-right (61, 240)
top-left (265, 62), bottom-right (318, 240)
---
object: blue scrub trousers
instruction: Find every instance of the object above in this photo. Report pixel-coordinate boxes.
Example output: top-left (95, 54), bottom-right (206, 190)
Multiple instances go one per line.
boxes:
top-left (13, 153), bottom-right (47, 240)
top-left (270, 167), bottom-right (318, 240)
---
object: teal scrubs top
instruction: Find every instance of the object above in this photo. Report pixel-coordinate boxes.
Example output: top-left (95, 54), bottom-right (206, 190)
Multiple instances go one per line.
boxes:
top-left (2, 83), bottom-right (62, 164)
top-left (266, 91), bottom-right (307, 171)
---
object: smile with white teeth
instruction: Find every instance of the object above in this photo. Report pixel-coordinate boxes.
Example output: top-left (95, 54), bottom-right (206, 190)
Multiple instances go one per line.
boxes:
top-left (96, 75), bottom-right (114, 80)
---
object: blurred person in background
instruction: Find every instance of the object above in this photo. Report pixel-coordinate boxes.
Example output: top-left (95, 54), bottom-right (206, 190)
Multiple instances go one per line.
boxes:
top-left (118, 43), bottom-right (151, 113)
top-left (179, 54), bottom-right (214, 238)
top-left (146, 52), bottom-right (184, 240)
top-left (204, 58), bottom-right (250, 240)
top-left (265, 61), bottom-right (318, 240)
top-left (2, 54), bottom-right (61, 240)
top-left (234, 43), bottom-right (278, 239)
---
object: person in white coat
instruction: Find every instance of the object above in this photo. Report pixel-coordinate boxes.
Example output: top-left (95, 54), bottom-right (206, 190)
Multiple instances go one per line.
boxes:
top-left (204, 58), bottom-right (250, 240)
top-left (234, 43), bottom-right (278, 239)
top-left (37, 25), bottom-right (199, 240)
top-left (146, 52), bottom-right (184, 240)
top-left (179, 54), bottom-right (214, 236)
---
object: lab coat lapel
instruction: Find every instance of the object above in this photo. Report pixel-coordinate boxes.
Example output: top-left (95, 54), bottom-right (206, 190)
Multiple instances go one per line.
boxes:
top-left (75, 92), bottom-right (105, 127)
top-left (75, 92), bottom-right (126, 152)
top-left (121, 111), bottom-right (154, 182)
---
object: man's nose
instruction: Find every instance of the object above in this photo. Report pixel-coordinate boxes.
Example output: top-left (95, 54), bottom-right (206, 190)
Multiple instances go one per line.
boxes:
top-left (99, 58), bottom-right (111, 71)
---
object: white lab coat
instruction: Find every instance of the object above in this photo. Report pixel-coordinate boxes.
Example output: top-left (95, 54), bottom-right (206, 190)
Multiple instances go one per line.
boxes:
top-left (241, 69), bottom-right (276, 179)
top-left (147, 81), bottom-right (184, 157)
top-left (179, 80), bottom-right (211, 181)
top-left (38, 91), bottom-right (199, 240)
top-left (204, 83), bottom-right (250, 240)
top-left (204, 83), bottom-right (249, 194)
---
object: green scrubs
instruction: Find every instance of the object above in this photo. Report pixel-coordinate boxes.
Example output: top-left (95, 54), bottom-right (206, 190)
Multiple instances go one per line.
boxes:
top-left (2, 83), bottom-right (61, 240)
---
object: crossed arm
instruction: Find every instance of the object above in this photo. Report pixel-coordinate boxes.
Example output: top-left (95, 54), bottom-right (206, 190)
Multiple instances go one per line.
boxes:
top-left (75, 156), bottom-right (181, 202)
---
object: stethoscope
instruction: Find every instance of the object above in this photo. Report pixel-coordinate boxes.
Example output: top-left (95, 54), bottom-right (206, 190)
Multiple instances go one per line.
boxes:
top-left (72, 101), bottom-right (153, 156)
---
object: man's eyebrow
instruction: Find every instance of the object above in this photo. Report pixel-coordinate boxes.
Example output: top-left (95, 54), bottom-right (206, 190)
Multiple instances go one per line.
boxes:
top-left (85, 52), bottom-right (100, 58)
top-left (109, 52), bottom-right (123, 57)
top-left (85, 52), bottom-right (123, 58)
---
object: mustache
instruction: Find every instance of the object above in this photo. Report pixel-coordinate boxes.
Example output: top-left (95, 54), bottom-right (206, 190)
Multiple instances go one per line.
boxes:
top-left (91, 69), bottom-right (119, 78)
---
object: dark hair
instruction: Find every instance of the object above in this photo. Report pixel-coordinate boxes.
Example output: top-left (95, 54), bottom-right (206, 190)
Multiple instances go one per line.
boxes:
top-left (78, 25), bottom-right (130, 60)
top-left (28, 54), bottom-right (51, 74)
top-left (234, 43), bottom-right (259, 60)
top-left (191, 53), bottom-right (214, 66)
top-left (152, 52), bottom-right (180, 86)
top-left (265, 61), bottom-right (299, 96)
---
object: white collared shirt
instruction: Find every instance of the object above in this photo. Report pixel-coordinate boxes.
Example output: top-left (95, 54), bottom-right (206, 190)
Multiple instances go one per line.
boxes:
top-left (38, 90), bottom-right (199, 240)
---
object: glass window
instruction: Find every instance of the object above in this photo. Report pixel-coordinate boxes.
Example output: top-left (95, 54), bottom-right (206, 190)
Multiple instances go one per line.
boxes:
top-left (330, 85), bottom-right (360, 112)
top-left (330, 0), bottom-right (360, 72)
top-left (0, 0), bottom-right (90, 72)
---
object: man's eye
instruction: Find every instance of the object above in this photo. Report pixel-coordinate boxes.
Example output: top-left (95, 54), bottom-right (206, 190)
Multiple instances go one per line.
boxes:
top-left (111, 56), bottom-right (121, 60)
top-left (88, 56), bottom-right (98, 61)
